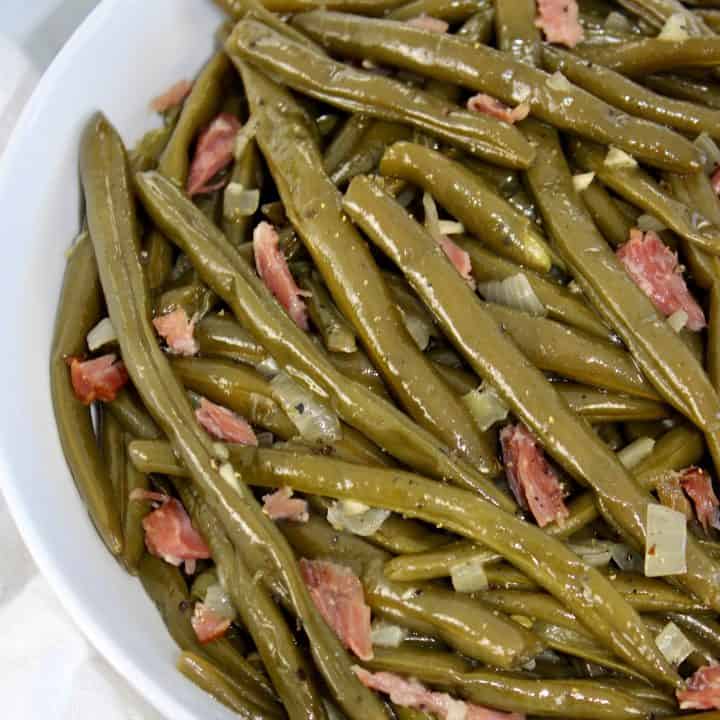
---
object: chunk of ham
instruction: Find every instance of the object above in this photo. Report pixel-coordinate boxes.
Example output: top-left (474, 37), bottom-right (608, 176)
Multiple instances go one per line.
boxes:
top-left (253, 221), bottom-right (310, 329)
top-left (354, 667), bottom-right (524, 720)
top-left (300, 559), bottom-right (373, 661)
top-left (500, 423), bottom-right (568, 528)
top-left (150, 79), bottom-right (192, 113)
top-left (68, 354), bottom-right (128, 404)
top-left (195, 397), bottom-right (258, 445)
top-left (712, 167), bottom-right (720, 197)
top-left (535, 0), bottom-right (584, 48)
top-left (187, 112), bottom-right (241, 196)
top-left (617, 229), bottom-right (706, 332)
top-left (130, 489), bottom-right (210, 574)
top-left (438, 235), bottom-right (476, 289)
top-left (677, 664), bottom-right (720, 710)
top-left (467, 94), bottom-right (530, 125)
top-left (262, 487), bottom-right (309, 523)
top-left (679, 467), bottom-right (720, 533)
top-left (153, 307), bottom-right (198, 356)
top-left (191, 602), bottom-right (232, 644)
top-left (407, 15), bottom-right (448, 33)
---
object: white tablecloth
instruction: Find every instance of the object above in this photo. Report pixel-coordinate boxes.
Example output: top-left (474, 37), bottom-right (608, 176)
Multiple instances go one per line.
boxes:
top-left (0, 2), bottom-right (163, 716)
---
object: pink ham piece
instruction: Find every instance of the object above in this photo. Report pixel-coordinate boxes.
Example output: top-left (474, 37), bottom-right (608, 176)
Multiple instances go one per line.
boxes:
top-left (191, 602), bottom-right (232, 644)
top-left (262, 487), bottom-right (309, 523)
top-left (354, 667), bottom-right (524, 720)
top-left (150, 79), bottom-right (192, 113)
top-left (467, 94), bottom-right (531, 125)
top-left (195, 397), bottom-right (258, 445)
top-left (407, 15), bottom-right (449, 33)
top-left (677, 664), bottom-right (720, 710)
top-left (617, 229), bottom-right (706, 332)
top-left (253, 221), bottom-right (310, 329)
top-left (712, 167), bottom-right (720, 197)
top-left (679, 467), bottom-right (720, 533)
top-left (300, 559), bottom-right (373, 661)
top-left (438, 235), bottom-right (476, 289)
top-left (500, 423), bottom-right (569, 528)
top-left (187, 112), bottom-right (241, 196)
top-left (68, 354), bottom-right (128, 405)
top-left (153, 307), bottom-right (198, 356)
top-left (130, 489), bottom-right (211, 574)
top-left (535, 0), bottom-right (584, 48)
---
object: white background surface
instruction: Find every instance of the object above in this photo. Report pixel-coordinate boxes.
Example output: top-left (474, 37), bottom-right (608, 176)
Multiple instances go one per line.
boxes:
top-left (0, 1), bottom-right (162, 716)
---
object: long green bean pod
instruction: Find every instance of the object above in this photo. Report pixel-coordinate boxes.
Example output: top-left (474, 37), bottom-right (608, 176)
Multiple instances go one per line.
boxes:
top-left (322, 114), bottom-right (372, 175)
top-left (101, 410), bottom-right (127, 515)
top-left (219, 0), bottom-right (407, 16)
top-left (493, 0), bottom-right (541, 66)
top-left (81, 113), bottom-right (388, 720)
top-left (121, 448), bottom-right (149, 574)
top-left (225, 21), bottom-right (536, 168)
top-left (578, 179), bottom-right (634, 250)
top-left (221, 139), bottom-right (262, 246)
top-left (553, 385), bottom-right (670, 423)
top-left (291, 10), bottom-right (703, 172)
top-left (342, 172), bottom-right (720, 620)
top-left (194, 313), bottom-right (267, 366)
top-left (143, 229), bottom-right (175, 292)
top-left (387, 0), bottom-right (483, 22)
top-left (106, 387), bottom-right (162, 440)
top-left (645, 74), bottom-right (720, 110)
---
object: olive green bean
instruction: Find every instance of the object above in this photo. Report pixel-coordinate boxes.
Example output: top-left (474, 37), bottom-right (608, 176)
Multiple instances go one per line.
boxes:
top-left (122, 450), bottom-right (149, 574)
top-left (101, 411), bottom-right (127, 515)
top-left (106, 387), bottom-right (162, 440)
top-left (554, 385), bottom-right (670, 423)
top-left (143, 229), bottom-right (175, 292)
top-left (221, 139), bottom-right (262, 246)
top-left (666, 612), bottom-right (720, 655)
top-left (493, 0), bottom-right (540, 66)
top-left (645, 74), bottom-right (720, 109)
top-left (292, 10), bottom-right (703, 172)
top-left (387, 0), bottom-right (483, 22)
top-left (323, 114), bottom-right (372, 175)
top-left (367, 514), bottom-right (448, 555)
top-left (221, 0), bottom-right (407, 16)
top-left (155, 281), bottom-right (217, 320)
top-left (326, 349), bottom-right (390, 399)
top-left (577, 179), bottom-right (634, 250)
top-left (606, 571), bottom-right (710, 613)
top-left (129, 124), bottom-right (174, 174)
top-left (456, 8), bottom-right (494, 43)
top-left (226, 21), bottom-right (536, 168)
top-left (194, 313), bottom-right (267, 366)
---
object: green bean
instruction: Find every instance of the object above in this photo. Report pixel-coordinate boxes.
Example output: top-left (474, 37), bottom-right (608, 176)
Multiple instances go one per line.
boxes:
top-left (456, 8), bottom-right (495, 43)
top-left (292, 10), bottom-right (703, 172)
top-left (570, 137), bottom-right (720, 258)
top-left (143, 229), bottom-right (175, 292)
top-left (343, 172), bottom-right (720, 621)
top-left (177, 652), bottom-right (276, 719)
top-left (379, 142), bottom-right (555, 273)
top-left (366, 514), bottom-right (448, 555)
top-left (484, 302), bottom-right (660, 399)
top-left (129, 124), bottom-right (174, 174)
top-left (455, 237), bottom-right (611, 340)
top-left (387, 0), bottom-right (484, 22)
top-left (428, 362), bottom-right (476, 395)
top-left (323, 114), bottom-right (372, 175)
top-left (616, 0), bottom-right (708, 32)
top-left (221, 139), bottom-right (262, 247)
top-left (194, 313), bottom-right (267, 366)
top-left (121, 449), bottom-right (149, 574)
top-left (232, 62), bottom-right (505, 480)
top-left (297, 269), bottom-right (358, 353)
top-left (326, 349), bottom-right (390, 399)
top-left (604, 571), bottom-right (710, 613)
top-left (576, 36), bottom-right (720, 77)
top-left (101, 411), bottom-right (127, 515)
top-left (385, 541), bottom-right (499, 582)
top-left (221, 0), bottom-right (406, 15)
top-left (493, 0), bottom-right (540, 65)
top-left (577, 179), bottom-right (634, 250)
top-left (106, 387), bottom-right (161, 440)
top-left (645, 74), bottom-right (720, 110)
top-left (50, 230), bottom-right (123, 556)
top-left (666, 612), bottom-right (720, 655)
top-left (553, 385), bottom-right (670, 423)
top-left (82, 113), bottom-right (386, 720)
top-left (365, 646), bottom-right (670, 719)
top-left (155, 281), bottom-right (217, 320)
top-left (227, 22), bottom-right (535, 169)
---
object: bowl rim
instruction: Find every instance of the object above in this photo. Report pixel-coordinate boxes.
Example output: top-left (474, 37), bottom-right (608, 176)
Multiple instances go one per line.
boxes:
top-left (0, 1), bottom-right (205, 717)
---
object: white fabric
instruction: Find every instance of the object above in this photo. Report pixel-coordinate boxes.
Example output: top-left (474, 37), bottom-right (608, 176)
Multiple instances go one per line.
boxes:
top-left (0, 6), bottom-right (163, 717)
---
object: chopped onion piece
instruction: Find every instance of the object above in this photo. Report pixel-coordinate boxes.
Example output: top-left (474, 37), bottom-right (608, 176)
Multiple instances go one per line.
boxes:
top-left (270, 372), bottom-right (342, 443)
top-left (567, 280), bottom-right (583, 295)
top-left (212, 442), bottom-right (229, 461)
top-left (656, 621), bottom-right (694, 666)
top-left (568, 541), bottom-right (614, 567)
top-left (371, 621), bottom-right (408, 648)
top-left (233, 115), bottom-right (258, 160)
top-left (618, 437), bottom-right (656, 469)
top-left (437, 220), bottom-right (465, 235)
top-left (204, 582), bottom-right (236, 621)
top-left (547, 71), bottom-right (571, 92)
top-left (255, 355), bottom-right (280, 378)
top-left (478, 273), bottom-right (546, 316)
top-left (223, 183), bottom-right (260, 221)
top-left (637, 214), bottom-right (667, 232)
top-left (87, 317), bottom-right (117, 351)
top-left (658, 13), bottom-right (690, 42)
top-left (341, 500), bottom-right (371, 516)
top-left (604, 11), bottom-right (633, 34)
top-left (327, 501), bottom-right (390, 536)
top-left (668, 309), bottom-right (689, 333)
top-left (219, 462), bottom-right (239, 491)
top-left (611, 543), bottom-right (644, 572)
top-left (605, 146), bottom-right (638, 169)
top-left (422, 192), bottom-right (443, 241)
top-left (398, 308), bottom-right (431, 350)
top-left (462, 385), bottom-right (509, 431)
top-left (695, 132), bottom-right (720, 175)
top-left (450, 557), bottom-right (489, 593)
top-left (572, 172), bottom-right (595, 192)
top-left (645, 504), bottom-right (687, 577)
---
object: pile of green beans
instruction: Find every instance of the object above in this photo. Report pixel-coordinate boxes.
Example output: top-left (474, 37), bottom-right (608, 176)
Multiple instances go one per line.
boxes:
top-left (50, 0), bottom-right (720, 717)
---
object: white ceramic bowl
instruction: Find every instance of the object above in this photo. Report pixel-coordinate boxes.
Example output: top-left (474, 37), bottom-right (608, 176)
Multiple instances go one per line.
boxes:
top-left (0, 1), bottom-right (240, 717)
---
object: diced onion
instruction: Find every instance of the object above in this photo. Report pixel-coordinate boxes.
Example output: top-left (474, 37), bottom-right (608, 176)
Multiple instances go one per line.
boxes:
top-left (547, 71), bottom-right (571, 92)
top-left (219, 462), bottom-right (239, 490)
top-left (667, 309), bottom-right (688, 333)
top-left (611, 543), bottom-right (644, 572)
top-left (371, 621), bottom-right (408, 648)
top-left (604, 11), bottom-right (633, 34)
top-left (255, 355), bottom-right (280, 378)
top-left (233, 115), bottom-right (258, 160)
top-left (450, 557), bottom-right (489, 593)
top-left (399, 308), bottom-right (431, 351)
top-left (270, 372), bottom-right (342, 443)
top-left (423, 192), bottom-right (443, 242)
top-left (462, 385), bottom-right (509, 431)
top-left (204, 582), bottom-right (236, 621)
top-left (617, 437), bottom-right (656, 469)
top-left (658, 13), bottom-right (690, 42)
top-left (655, 621), bottom-right (694, 666)
top-left (438, 220), bottom-right (465, 235)
top-left (223, 183), bottom-right (260, 221)
top-left (568, 541), bottom-right (614, 568)
top-left (340, 500), bottom-right (370, 516)
top-left (572, 172), bottom-right (595, 193)
top-left (327, 501), bottom-right (390, 536)
top-left (605, 146), bottom-right (638, 169)
top-left (567, 280), bottom-right (583, 295)
top-left (87, 317), bottom-right (117, 351)
top-left (645, 504), bottom-right (687, 577)
top-left (212, 442), bottom-right (229, 461)
top-left (512, 80), bottom-right (532, 103)
top-left (695, 132), bottom-right (720, 175)
top-left (477, 273), bottom-right (546, 316)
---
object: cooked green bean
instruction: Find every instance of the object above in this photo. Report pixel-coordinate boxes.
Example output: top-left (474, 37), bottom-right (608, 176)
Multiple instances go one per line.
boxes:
top-left (194, 313), bottom-right (267, 367)
top-left (493, 0), bottom-right (540, 66)
top-left (101, 411), bottom-right (127, 515)
top-left (106, 387), bottom-right (162, 440)
top-left (645, 73), bottom-right (720, 110)
top-left (366, 514), bottom-right (448, 555)
top-left (292, 10), bottom-right (703, 172)
top-left (379, 142), bottom-right (555, 273)
top-left (143, 229), bottom-right (175, 292)
top-left (155, 280), bottom-right (217, 320)
top-left (456, 7), bottom-right (494, 43)
top-left (326, 349), bottom-right (390, 399)
top-left (50, 230), bottom-right (123, 556)
top-left (666, 612), bottom-right (720, 655)
top-left (221, 138), bottom-right (262, 246)
top-left (322, 114), bottom-right (372, 175)
top-left (121, 450), bottom-right (148, 574)
top-left (82, 113), bottom-right (387, 720)
top-left (220, 0), bottom-right (406, 15)
top-left (226, 21), bottom-right (536, 168)
top-left (553, 385), bottom-right (670, 423)
top-left (387, 0), bottom-right (483, 22)
top-left (577, 179), bottom-right (634, 250)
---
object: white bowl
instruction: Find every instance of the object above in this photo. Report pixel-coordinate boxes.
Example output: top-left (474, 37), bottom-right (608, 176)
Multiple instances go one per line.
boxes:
top-left (0, 1), bottom-right (240, 717)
